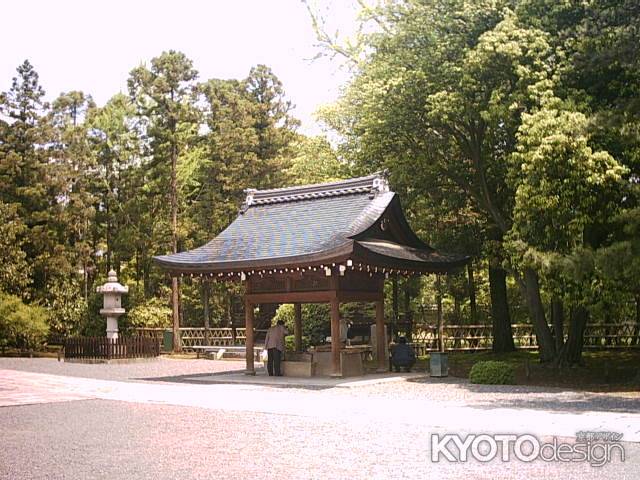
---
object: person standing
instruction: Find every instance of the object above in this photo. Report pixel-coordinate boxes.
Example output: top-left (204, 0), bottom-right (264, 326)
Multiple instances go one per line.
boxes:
top-left (264, 320), bottom-right (287, 376)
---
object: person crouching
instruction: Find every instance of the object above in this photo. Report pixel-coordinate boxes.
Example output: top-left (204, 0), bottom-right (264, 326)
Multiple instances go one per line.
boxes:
top-left (391, 336), bottom-right (416, 372)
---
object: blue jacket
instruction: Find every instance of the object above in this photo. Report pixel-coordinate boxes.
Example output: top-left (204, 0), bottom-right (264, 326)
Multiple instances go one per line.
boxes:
top-left (392, 343), bottom-right (416, 365)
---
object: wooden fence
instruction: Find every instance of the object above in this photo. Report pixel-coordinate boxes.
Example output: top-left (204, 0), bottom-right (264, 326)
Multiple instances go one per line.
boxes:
top-left (407, 322), bottom-right (639, 355)
top-left (132, 327), bottom-right (268, 352)
top-left (64, 336), bottom-right (159, 361)
top-left (132, 322), bottom-right (639, 354)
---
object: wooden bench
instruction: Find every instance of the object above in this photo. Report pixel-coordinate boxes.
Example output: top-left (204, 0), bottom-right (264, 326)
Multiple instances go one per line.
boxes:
top-left (191, 345), bottom-right (263, 361)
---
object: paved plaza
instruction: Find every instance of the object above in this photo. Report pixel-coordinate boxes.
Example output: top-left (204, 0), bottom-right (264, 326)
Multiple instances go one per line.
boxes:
top-left (1, 357), bottom-right (639, 479)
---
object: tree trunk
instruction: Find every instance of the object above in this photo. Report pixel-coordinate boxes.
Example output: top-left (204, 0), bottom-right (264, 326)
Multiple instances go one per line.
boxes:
top-left (403, 281), bottom-right (412, 342)
top-left (489, 266), bottom-right (515, 353)
top-left (170, 130), bottom-right (180, 352)
top-left (135, 249), bottom-right (140, 287)
top-left (520, 268), bottom-right (556, 362)
top-left (172, 276), bottom-right (181, 352)
top-left (635, 295), bottom-right (640, 346)
top-left (105, 163), bottom-right (112, 274)
top-left (436, 275), bottom-right (444, 352)
top-left (453, 294), bottom-right (461, 324)
top-left (551, 298), bottom-right (564, 351)
top-left (467, 262), bottom-right (478, 323)
top-left (142, 251), bottom-right (150, 299)
top-left (560, 306), bottom-right (588, 366)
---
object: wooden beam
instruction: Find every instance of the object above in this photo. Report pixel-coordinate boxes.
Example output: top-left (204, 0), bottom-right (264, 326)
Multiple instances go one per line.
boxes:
top-left (330, 298), bottom-right (341, 377)
top-left (337, 291), bottom-right (383, 303)
top-left (246, 290), bottom-right (336, 304)
top-left (294, 303), bottom-right (302, 352)
top-left (245, 290), bottom-right (255, 375)
top-left (375, 299), bottom-right (386, 372)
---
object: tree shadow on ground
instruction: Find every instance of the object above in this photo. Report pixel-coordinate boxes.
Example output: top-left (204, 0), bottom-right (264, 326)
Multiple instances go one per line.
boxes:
top-left (136, 369), bottom-right (334, 391)
top-left (406, 376), bottom-right (640, 414)
top-left (466, 394), bottom-right (640, 414)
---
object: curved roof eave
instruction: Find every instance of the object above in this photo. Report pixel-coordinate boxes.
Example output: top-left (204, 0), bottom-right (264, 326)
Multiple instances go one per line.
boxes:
top-left (153, 240), bottom-right (356, 274)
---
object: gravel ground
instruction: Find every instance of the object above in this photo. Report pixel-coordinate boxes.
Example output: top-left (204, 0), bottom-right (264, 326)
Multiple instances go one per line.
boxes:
top-left (1, 358), bottom-right (639, 479)
top-left (2, 357), bottom-right (638, 416)
top-left (341, 376), bottom-right (640, 414)
top-left (0, 356), bottom-right (242, 382)
top-left (1, 399), bottom-right (638, 480)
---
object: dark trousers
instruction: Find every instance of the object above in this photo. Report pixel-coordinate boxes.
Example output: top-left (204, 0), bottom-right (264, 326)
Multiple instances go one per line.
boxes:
top-left (267, 348), bottom-right (282, 376)
top-left (392, 359), bottom-right (416, 372)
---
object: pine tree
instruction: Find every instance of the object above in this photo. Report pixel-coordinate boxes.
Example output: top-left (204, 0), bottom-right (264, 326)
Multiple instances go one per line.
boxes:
top-left (245, 65), bottom-right (299, 188)
top-left (50, 91), bottom-right (98, 300)
top-left (128, 51), bottom-right (200, 349)
top-left (0, 60), bottom-right (55, 297)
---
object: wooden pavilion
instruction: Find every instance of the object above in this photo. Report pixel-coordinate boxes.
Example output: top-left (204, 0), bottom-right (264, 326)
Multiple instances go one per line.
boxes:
top-left (154, 172), bottom-right (468, 376)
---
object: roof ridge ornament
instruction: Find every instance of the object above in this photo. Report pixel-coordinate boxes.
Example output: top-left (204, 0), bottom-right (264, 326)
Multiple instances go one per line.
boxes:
top-left (370, 169), bottom-right (389, 198)
top-left (375, 169), bottom-right (390, 192)
top-left (240, 188), bottom-right (257, 214)
top-left (240, 172), bottom-right (390, 207)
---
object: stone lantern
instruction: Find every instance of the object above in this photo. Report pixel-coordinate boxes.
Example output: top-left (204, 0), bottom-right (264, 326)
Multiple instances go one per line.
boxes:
top-left (97, 270), bottom-right (128, 340)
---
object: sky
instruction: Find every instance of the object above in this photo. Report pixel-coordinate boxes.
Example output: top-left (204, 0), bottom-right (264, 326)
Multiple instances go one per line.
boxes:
top-left (0, 0), bottom-right (359, 135)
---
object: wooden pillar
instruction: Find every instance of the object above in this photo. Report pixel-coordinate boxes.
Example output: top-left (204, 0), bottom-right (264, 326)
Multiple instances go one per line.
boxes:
top-left (172, 275), bottom-right (181, 353)
top-left (294, 303), bottom-right (302, 352)
top-left (330, 297), bottom-right (341, 376)
top-left (436, 275), bottom-right (444, 353)
top-left (244, 293), bottom-right (255, 375)
top-left (375, 298), bottom-right (386, 372)
top-left (203, 280), bottom-right (210, 345)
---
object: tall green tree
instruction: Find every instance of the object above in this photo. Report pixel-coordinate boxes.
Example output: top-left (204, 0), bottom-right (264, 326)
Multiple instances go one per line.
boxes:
top-left (87, 93), bottom-right (151, 287)
top-left (506, 100), bottom-right (628, 364)
top-left (128, 51), bottom-right (200, 348)
top-left (50, 91), bottom-right (97, 300)
top-left (0, 60), bottom-right (55, 298)
top-left (286, 135), bottom-right (350, 185)
top-left (315, 0), bottom-right (639, 362)
top-left (194, 78), bottom-right (259, 240)
top-left (245, 65), bottom-right (299, 188)
top-left (0, 201), bottom-right (31, 295)
top-left (316, 1), bottom-right (556, 355)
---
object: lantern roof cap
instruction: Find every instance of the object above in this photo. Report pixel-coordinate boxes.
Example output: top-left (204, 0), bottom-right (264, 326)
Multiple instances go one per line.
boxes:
top-left (96, 270), bottom-right (129, 294)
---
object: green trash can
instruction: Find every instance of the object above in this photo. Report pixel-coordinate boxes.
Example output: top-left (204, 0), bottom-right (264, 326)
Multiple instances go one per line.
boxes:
top-left (163, 330), bottom-right (174, 352)
top-left (430, 352), bottom-right (449, 377)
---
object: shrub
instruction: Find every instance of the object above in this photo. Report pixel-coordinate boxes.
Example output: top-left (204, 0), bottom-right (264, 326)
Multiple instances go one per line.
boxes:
top-left (469, 360), bottom-right (516, 385)
top-left (273, 303), bottom-right (330, 345)
top-left (285, 334), bottom-right (310, 353)
top-left (0, 292), bottom-right (49, 352)
top-left (127, 297), bottom-right (172, 328)
top-left (45, 277), bottom-right (88, 337)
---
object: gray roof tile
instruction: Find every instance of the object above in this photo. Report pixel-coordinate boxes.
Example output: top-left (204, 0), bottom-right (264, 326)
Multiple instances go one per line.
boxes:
top-left (154, 173), bottom-right (468, 273)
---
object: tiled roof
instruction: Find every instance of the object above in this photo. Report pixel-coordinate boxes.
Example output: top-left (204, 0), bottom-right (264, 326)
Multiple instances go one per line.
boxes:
top-left (244, 173), bottom-right (382, 207)
top-left (356, 240), bottom-right (467, 270)
top-left (154, 172), bottom-right (468, 273)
